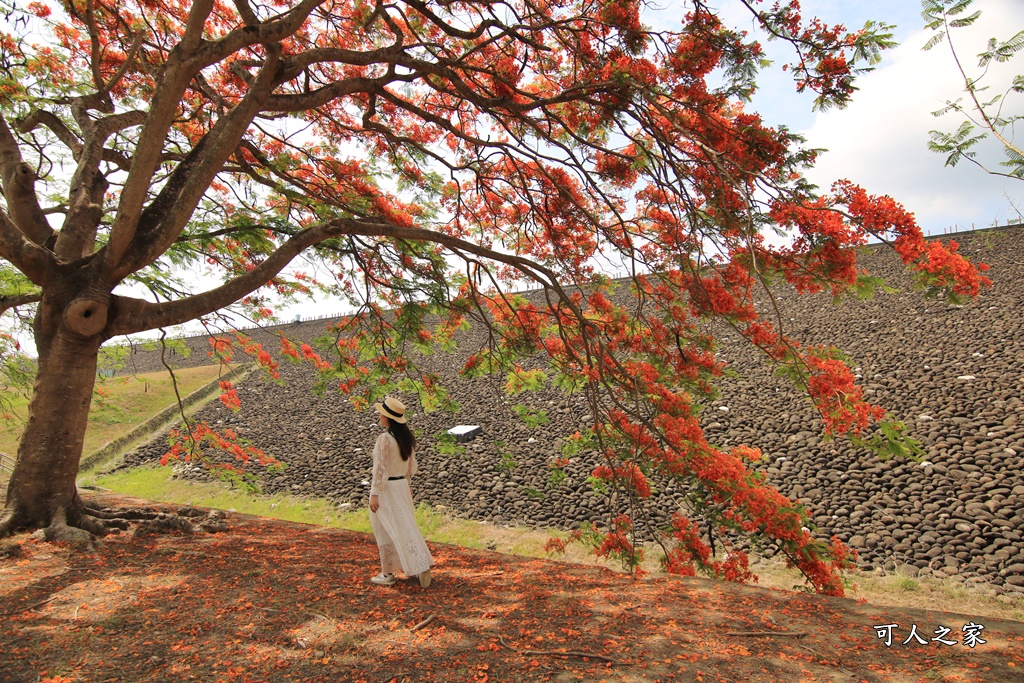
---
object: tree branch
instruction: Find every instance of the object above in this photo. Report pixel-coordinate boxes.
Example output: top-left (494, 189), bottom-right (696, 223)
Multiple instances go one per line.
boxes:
top-left (94, 110), bottom-right (148, 140)
top-left (56, 111), bottom-right (142, 259)
top-left (105, 215), bottom-right (561, 338)
top-left (104, 0), bottom-right (219, 269)
top-left (17, 110), bottom-right (84, 158)
top-left (194, 0), bottom-right (325, 65)
top-left (0, 292), bottom-right (41, 317)
top-left (233, 0), bottom-right (260, 27)
top-left (104, 0), bottom-right (323, 274)
top-left (180, 0), bottom-right (216, 52)
top-left (102, 32), bottom-right (146, 96)
top-left (264, 73), bottom-right (411, 113)
top-left (279, 44), bottom-right (404, 74)
top-left (112, 46), bottom-right (284, 281)
top-left (0, 208), bottom-right (57, 286)
top-left (0, 115), bottom-right (54, 247)
top-left (84, 0), bottom-right (107, 94)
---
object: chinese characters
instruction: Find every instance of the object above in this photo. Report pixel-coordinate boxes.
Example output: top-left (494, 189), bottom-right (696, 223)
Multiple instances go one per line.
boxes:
top-left (873, 622), bottom-right (986, 648)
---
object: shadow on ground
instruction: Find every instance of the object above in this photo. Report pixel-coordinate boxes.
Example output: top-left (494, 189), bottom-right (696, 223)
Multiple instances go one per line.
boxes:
top-left (2, 493), bottom-right (1023, 683)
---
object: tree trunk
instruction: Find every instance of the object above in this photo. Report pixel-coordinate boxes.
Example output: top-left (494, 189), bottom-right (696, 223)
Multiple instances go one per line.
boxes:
top-left (0, 307), bottom-right (102, 544)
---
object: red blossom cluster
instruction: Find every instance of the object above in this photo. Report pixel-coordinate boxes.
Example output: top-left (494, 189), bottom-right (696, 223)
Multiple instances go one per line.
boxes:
top-left (161, 422), bottom-right (279, 474)
top-left (217, 380), bottom-right (241, 411)
top-left (592, 462), bottom-right (652, 499)
top-left (837, 182), bottom-right (992, 297)
top-left (803, 350), bottom-right (885, 436)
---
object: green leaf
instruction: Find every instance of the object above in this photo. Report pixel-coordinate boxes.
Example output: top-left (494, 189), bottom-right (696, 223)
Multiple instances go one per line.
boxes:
top-left (948, 11), bottom-right (981, 28)
top-left (505, 368), bottom-right (548, 394)
top-left (978, 30), bottom-right (1024, 67)
top-left (922, 31), bottom-right (946, 52)
top-left (547, 467), bottom-right (567, 489)
top-left (433, 432), bottom-right (467, 458)
top-left (849, 274), bottom-right (890, 300)
top-left (522, 487), bottom-right (545, 500)
top-left (512, 404), bottom-right (549, 428)
top-left (946, 0), bottom-right (977, 18)
top-left (850, 419), bottom-right (926, 462)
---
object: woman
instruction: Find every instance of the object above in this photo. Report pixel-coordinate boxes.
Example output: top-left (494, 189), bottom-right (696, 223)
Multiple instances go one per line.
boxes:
top-left (368, 396), bottom-right (434, 588)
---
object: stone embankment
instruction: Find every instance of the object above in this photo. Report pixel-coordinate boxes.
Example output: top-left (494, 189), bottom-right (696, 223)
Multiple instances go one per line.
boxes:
top-left (115, 226), bottom-right (1024, 592)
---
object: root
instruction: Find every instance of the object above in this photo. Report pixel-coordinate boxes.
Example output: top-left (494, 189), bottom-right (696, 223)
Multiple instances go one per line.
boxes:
top-left (81, 505), bottom-right (160, 521)
top-left (0, 508), bottom-right (17, 539)
top-left (132, 515), bottom-right (197, 538)
top-left (43, 524), bottom-right (94, 549)
top-left (77, 514), bottom-right (130, 537)
top-left (199, 518), bottom-right (229, 533)
top-left (80, 499), bottom-right (162, 521)
top-left (0, 539), bottom-right (23, 559)
top-left (80, 499), bottom-right (230, 536)
top-left (0, 498), bottom-right (232, 547)
top-left (44, 508), bottom-right (95, 550)
top-left (131, 510), bottom-right (230, 538)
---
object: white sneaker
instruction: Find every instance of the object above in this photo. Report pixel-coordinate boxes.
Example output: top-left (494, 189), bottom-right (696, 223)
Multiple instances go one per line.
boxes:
top-left (371, 573), bottom-right (396, 586)
top-left (418, 570), bottom-right (432, 588)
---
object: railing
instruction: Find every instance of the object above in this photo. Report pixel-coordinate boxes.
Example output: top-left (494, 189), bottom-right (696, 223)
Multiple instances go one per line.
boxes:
top-left (0, 451), bottom-right (14, 483)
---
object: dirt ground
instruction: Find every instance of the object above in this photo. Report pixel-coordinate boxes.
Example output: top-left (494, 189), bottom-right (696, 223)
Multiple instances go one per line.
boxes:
top-left (2, 494), bottom-right (1023, 683)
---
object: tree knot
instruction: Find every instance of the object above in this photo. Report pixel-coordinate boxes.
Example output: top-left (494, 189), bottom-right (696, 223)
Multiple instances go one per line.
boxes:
top-left (64, 297), bottom-right (109, 337)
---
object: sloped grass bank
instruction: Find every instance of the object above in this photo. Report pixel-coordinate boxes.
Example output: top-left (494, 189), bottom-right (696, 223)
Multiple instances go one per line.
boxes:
top-left (1, 365), bottom-right (230, 458)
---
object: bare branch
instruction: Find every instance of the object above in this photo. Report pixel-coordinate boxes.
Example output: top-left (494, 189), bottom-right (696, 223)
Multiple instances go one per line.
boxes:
top-left (233, 0), bottom-right (259, 27)
top-left (0, 292), bottom-right (41, 317)
top-left (17, 111), bottom-right (83, 158)
top-left (102, 31), bottom-right (146, 95)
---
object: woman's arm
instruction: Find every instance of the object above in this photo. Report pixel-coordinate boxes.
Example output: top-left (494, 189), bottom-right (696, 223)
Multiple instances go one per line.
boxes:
top-left (408, 451), bottom-right (418, 479)
top-left (369, 433), bottom-right (391, 505)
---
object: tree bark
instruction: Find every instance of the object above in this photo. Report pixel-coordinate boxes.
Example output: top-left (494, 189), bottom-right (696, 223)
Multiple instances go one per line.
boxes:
top-left (0, 296), bottom-right (102, 542)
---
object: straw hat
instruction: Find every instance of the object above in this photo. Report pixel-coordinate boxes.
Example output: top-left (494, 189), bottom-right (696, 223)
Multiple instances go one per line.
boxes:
top-left (374, 396), bottom-right (408, 424)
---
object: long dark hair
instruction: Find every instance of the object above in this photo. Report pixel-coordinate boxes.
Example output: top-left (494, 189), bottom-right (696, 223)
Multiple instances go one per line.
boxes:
top-left (387, 420), bottom-right (416, 461)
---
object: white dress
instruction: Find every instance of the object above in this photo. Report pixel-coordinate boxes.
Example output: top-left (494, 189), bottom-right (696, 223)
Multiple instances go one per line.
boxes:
top-left (369, 431), bottom-right (434, 577)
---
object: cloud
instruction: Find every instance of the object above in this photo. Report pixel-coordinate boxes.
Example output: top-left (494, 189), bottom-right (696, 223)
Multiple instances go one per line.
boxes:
top-left (797, 0), bottom-right (1024, 233)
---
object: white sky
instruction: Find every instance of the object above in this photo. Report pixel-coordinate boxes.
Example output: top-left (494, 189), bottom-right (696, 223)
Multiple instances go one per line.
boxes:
top-left (721, 0), bottom-right (1024, 233)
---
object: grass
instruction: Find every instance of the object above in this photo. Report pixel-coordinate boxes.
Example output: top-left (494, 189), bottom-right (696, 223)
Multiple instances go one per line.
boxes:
top-left (85, 465), bottom-right (584, 558)
top-left (87, 464), bottom-right (1024, 623)
top-left (0, 365), bottom-right (230, 458)
top-left (749, 559), bottom-right (1024, 623)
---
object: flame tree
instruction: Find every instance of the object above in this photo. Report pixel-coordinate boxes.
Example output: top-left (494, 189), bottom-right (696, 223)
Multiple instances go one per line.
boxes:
top-left (0, 0), bottom-right (990, 594)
